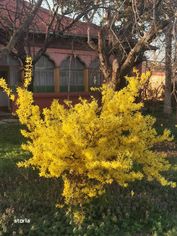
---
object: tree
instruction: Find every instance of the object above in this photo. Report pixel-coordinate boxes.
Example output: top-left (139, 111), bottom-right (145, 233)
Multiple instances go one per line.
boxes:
top-left (0, 0), bottom-right (98, 64)
top-left (0, 0), bottom-right (100, 93)
top-left (162, 1), bottom-right (177, 115)
top-left (2, 0), bottom-right (175, 90)
top-left (164, 24), bottom-right (173, 115)
top-left (1, 0), bottom-right (177, 113)
top-left (61, 0), bottom-right (176, 90)
top-left (0, 0), bottom-right (44, 62)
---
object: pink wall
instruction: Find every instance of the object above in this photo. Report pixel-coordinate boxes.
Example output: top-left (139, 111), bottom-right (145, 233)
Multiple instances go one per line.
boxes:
top-left (11, 92), bottom-right (102, 113)
top-left (33, 92), bottom-right (91, 108)
top-left (9, 46), bottom-right (100, 112)
top-left (32, 47), bottom-right (98, 67)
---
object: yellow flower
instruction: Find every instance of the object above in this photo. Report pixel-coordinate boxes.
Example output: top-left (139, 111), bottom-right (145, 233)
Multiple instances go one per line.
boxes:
top-left (0, 78), bottom-right (15, 101)
top-left (24, 56), bottom-right (32, 88)
top-left (73, 210), bottom-right (85, 225)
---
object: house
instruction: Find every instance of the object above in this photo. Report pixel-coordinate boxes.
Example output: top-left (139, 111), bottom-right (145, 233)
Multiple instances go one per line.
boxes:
top-left (0, 1), bottom-right (166, 112)
top-left (0, 0), bottom-right (102, 111)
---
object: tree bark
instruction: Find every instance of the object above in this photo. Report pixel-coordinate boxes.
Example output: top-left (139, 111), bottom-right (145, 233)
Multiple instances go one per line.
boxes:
top-left (164, 24), bottom-right (173, 115)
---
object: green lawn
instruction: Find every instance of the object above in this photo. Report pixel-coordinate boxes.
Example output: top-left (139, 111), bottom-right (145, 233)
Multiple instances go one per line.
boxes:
top-left (0, 124), bottom-right (68, 236)
top-left (1, 117), bottom-right (177, 236)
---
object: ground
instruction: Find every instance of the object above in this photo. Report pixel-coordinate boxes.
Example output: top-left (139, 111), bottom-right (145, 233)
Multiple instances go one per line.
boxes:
top-left (1, 106), bottom-right (177, 235)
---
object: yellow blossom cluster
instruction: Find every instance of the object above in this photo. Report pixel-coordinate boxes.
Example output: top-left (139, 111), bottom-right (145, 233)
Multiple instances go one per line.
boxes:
top-left (24, 56), bottom-right (33, 88)
top-left (0, 59), bottom-right (175, 209)
top-left (0, 78), bottom-right (15, 101)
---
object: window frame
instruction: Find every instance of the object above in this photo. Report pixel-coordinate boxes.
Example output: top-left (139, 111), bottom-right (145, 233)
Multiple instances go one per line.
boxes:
top-left (33, 55), bottom-right (55, 93)
top-left (60, 56), bottom-right (85, 93)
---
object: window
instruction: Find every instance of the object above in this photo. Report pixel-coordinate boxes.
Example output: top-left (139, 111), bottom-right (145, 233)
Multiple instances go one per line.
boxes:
top-left (0, 54), bottom-right (21, 91)
top-left (34, 55), bottom-right (54, 92)
top-left (89, 58), bottom-right (102, 89)
top-left (0, 54), bottom-right (21, 108)
top-left (60, 56), bottom-right (85, 92)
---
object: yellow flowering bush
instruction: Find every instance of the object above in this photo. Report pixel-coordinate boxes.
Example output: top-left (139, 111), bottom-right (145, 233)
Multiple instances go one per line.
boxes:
top-left (0, 58), bottom-right (175, 208)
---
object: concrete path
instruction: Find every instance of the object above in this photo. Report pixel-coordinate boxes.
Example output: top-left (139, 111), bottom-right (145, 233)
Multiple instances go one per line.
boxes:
top-left (0, 119), bottom-right (19, 125)
top-left (0, 111), bottom-right (19, 124)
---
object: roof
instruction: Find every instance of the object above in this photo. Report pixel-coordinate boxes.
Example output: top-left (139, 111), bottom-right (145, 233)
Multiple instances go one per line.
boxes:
top-left (0, 0), bottom-right (99, 38)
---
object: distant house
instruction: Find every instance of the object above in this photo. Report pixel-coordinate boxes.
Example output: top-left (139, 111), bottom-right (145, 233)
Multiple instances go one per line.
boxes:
top-left (141, 60), bottom-right (165, 101)
top-left (0, 0), bottom-right (102, 111)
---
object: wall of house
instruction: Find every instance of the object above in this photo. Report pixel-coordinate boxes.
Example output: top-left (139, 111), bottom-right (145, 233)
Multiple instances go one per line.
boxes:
top-left (10, 46), bottom-right (101, 112)
top-left (29, 47), bottom-right (98, 108)
top-left (45, 48), bottom-right (97, 67)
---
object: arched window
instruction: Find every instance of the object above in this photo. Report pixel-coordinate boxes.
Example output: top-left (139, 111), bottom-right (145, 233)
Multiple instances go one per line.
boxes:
top-left (0, 53), bottom-right (21, 91)
top-left (89, 58), bottom-right (102, 89)
top-left (60, 56), bottom-right (85, 92)
top-left (34, 55), bottom-right (54, 92)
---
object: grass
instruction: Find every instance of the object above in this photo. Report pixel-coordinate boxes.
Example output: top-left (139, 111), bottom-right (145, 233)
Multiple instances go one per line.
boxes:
top-left (1, 108), bottom-right (177, 235)
top-left (0, 124), bottom-right (68, 236)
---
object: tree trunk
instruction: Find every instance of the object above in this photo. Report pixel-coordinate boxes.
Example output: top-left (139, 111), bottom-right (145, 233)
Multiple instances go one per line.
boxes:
top-left (164, 24), bottom-right (173, 115)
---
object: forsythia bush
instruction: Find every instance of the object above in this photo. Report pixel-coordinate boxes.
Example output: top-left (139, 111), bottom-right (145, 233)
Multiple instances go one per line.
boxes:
top-left (0, 57), bottom-right (175, 209)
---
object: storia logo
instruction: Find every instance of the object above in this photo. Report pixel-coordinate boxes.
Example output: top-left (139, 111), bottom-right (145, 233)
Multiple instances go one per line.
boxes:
top-left (14, 218), bottom-right (31, 224)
